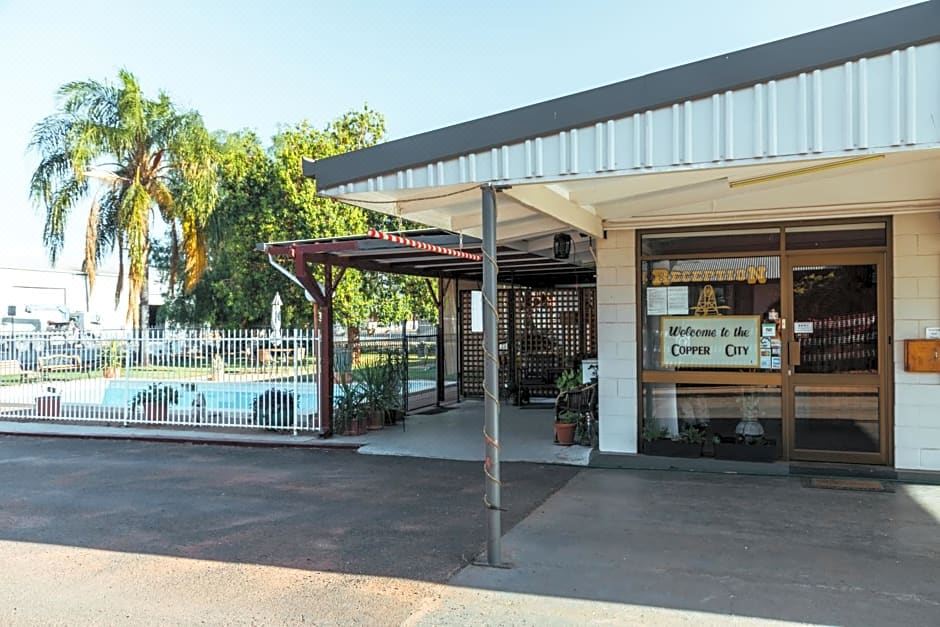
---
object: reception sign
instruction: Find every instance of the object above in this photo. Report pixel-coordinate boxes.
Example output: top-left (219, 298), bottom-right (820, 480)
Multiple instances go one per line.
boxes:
top-left (660, 315), bottom-right (761, 368)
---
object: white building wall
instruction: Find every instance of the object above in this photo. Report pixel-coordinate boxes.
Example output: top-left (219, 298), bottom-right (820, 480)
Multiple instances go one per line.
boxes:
top-left (596, 229), bottom-right (638, 453)
top-left (0, 266), bottom-right (154, 330)
top-left (893, 212), bottom-right (940, 471)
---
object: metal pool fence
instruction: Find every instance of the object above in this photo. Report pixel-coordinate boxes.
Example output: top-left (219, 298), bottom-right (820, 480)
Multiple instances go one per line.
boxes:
top-left (0, 328), bottom-right (320, 434)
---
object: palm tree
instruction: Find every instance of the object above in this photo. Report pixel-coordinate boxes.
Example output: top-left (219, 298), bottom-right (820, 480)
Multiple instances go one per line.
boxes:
top-left (28, 69), bottom-right (219, 328)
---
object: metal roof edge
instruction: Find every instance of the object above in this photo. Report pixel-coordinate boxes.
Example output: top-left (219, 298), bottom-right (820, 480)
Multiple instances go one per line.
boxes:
top-left (306, 1), bottom-right (940, 188)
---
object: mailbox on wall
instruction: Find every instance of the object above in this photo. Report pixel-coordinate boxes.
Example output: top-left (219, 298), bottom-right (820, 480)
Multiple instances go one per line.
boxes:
top-left (905, 340), bottom-right (940, 373)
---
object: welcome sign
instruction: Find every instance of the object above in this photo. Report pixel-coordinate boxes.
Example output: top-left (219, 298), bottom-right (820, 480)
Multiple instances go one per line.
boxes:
top-left (660, 316), bottom-right (761, 368)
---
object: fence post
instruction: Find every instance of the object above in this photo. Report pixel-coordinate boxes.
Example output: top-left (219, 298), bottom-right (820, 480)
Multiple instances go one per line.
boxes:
top-left (291, 328), bottom-right (299, 436)
top-left (401, 320), bottom-right (409, 414)
top-left (122, 332), bottom-right (132, 427)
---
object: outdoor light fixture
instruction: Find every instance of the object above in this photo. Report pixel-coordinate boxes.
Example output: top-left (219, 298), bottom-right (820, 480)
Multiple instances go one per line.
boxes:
top-left (553, 233), bottom-right (572, 259)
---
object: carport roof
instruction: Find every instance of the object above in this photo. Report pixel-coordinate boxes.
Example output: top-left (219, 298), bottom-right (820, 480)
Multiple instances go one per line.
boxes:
top-left (259, 228), bottom-right (595, 287)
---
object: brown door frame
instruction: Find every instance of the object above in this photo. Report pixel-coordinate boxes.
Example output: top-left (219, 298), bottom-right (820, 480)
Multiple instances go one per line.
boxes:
top-left (781, 251), bottom-right (891, 465)
top-left (635, 217), bottom-right (895, 466)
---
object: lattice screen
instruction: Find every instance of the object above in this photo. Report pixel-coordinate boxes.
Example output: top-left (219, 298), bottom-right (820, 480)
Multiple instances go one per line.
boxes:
top-left (459, 287), bottom-right (597, 397)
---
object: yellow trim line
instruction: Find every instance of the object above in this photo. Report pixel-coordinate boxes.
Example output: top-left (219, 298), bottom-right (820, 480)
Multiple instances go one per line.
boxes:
top-left (729, 154), bottom-right (885, 188)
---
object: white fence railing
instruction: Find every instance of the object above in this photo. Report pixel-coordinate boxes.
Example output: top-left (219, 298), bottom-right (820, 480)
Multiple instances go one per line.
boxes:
top-left (0, 328), bottom-right (319, 433)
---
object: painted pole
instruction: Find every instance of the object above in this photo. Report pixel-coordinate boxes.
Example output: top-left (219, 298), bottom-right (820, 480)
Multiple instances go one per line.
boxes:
top-left (481, 184), bottom-right (502, 566)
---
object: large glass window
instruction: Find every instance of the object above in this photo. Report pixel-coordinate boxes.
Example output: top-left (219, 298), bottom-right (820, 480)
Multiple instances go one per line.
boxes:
top-left (641, 256), bottom-right (783, 373)
top-left (642, 383), bottom-right (782, 459)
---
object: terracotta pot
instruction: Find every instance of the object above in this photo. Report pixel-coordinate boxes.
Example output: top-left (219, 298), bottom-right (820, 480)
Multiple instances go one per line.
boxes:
top-left (343, 416), bottom-right (366, 436)
top-left (103, 366), bottom-right (121, 379)
top-left (366, 409), bottom-right (385, 430)
top-left (385, 408), bottom-right (404, 424)
top-left (36, 395), bottom-right (61, 417)
top-left (554, 421), bottom-right (576, 446)
top-left (143, 402), bottom-right (168, 422)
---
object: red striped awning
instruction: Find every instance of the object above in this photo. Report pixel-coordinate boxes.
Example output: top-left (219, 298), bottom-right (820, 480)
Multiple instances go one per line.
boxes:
top-left (366, 228), bottom-right (482, 261)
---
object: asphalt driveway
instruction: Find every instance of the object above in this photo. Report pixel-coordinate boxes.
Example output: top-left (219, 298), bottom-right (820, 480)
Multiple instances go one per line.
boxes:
top-left (0, 435), bottom-right (576, 624)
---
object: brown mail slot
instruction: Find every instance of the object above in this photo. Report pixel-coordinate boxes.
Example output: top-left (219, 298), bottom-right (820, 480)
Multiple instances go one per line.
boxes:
top-left (904, 339), bottom-right (940, 373)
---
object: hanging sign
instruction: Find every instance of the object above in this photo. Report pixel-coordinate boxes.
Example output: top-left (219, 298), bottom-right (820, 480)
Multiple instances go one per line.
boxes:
top-left (660, 315), bottom-right (761, 368)
top-left (650, 265), bottom-right (768, 286)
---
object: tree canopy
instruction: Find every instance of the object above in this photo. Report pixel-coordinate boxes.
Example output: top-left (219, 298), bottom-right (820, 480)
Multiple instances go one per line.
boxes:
top-left (28, 70), bottom-right (220, 328)
top-left (158, 109), bottom-right (436, 329)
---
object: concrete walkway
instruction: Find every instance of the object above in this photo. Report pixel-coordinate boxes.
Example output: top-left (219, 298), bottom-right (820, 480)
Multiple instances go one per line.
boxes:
top-left (0, 400), bottom-right (592, 465)
top-left (417, 468), bottom-right (940, 625)
top-left (0, 420), bottom-right (362, 448)
top-left (358, 400), bottom-right (592, 466)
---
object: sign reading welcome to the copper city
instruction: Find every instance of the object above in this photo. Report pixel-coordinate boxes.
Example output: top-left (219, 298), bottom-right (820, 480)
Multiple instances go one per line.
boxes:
top-left (660, 316), bottom-right (761, 368)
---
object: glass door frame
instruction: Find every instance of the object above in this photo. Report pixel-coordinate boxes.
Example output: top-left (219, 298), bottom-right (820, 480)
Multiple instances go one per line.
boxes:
top-left (781, 251), bottom-right (892, 465)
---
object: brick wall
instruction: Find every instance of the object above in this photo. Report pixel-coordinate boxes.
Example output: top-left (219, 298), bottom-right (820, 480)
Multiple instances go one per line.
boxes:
top-left (893, 212), bottom-right (940, 471)
top-left (596, 229), bottom-right (638, 453)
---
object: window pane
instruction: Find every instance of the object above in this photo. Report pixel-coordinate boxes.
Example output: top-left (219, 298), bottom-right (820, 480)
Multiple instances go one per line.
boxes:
top-left (792, 263), bottom-right (878, 374)
top-left (642, 228), bottom-right (780, 256)
top-left (785, 223), bottom-right (886, 250)
top-left (794, 386), bottom-right (879, 452)
top-left (642, 383), bottom-right (782, 459)
top-left (641, 257), bottom-right (782, 372)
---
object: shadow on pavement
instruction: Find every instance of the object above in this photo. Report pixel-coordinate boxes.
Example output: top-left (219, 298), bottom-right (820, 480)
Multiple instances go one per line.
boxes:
top-left (0, 435), bottom-right (576, 584)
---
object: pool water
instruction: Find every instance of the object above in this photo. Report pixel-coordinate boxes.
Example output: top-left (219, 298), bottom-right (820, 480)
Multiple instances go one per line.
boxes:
top-left (101, 379), bottom-right (437, 413)
top-left (102, 380), bottom-right (318, 414)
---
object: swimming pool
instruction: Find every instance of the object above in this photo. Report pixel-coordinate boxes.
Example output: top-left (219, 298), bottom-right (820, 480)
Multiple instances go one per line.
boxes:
top-left (101, 379), bottom-right (437, 412)
top-left (101, 380), bottom-right (319, 413)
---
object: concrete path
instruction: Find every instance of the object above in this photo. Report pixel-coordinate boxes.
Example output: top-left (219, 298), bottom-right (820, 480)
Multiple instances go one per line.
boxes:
top-left (419, 469), bottom-right (940, 625)
top-left (0, 419), bottom-right (364, 448)
top-left (359, 400), bottom-right (592, 466)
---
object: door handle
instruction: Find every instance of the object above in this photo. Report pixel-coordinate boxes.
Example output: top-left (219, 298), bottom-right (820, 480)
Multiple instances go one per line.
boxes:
top-left (788, 341), bottom-right (801, 366)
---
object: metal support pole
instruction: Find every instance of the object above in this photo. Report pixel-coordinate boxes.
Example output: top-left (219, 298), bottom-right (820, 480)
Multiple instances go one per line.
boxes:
top-left (481, 184), bottom-right (503, 567)
top-left (436, 275), bottom-right (445, 406)
top-left (401, 320), bottom-right (409, 414)
top-left (321, 263), bottom-right (334, 436)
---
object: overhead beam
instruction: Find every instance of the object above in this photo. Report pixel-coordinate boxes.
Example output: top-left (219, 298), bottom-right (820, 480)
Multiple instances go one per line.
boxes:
top-left (501, 185), bottom-right (603, 238)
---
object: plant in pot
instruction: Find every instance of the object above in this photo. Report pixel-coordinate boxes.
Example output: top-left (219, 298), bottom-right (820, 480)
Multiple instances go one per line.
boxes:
top-left (713, 434), bottom-right (777, 462)
top-left (130, 383), bottom-right (180, 422)
top-left (553, 368), bottom-right (582, 444)
top-left (252, 388), bottom-right (294, 429)
top-left (381, 351), bottom-right (405, 425)
top-left (555, 369), bottom-right (581, 395)
top-left (555, 409), bottom-right (579, 445)
top-left (102, 341), bottom-right (123, 378)
top-left (335, 378), bottom-right (366, 436)
top-left (35, 385), bottom-right (61, 417)
top-left (355, 364), bottom-right (387, 430)
top-left (642, 422), bottom-right (705, 458)
top-left (333, 346), bottom-right (353, 384)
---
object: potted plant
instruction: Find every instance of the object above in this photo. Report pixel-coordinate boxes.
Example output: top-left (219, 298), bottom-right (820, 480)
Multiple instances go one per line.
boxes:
top-left (102, 341), bottom-right (123, 378)
top-left (713, 434), bottom-right (777, 463)
top-left (555, 369), bottom-right (581, 394)
top-left (252, 388), bottom-right (294, 429)
top-left (35, 385), bottom-right (61, 417)
top-left (333, 346), bottom-right (353, 384)
top-left (335, 378), bottom-right (366, 436)
top-left (130, 383), bottom-right (180, 422)
top-left (642, 423), bottom-right (705, 458)
top-left (555, 409), bottom-right (578, 445)
top-left (381, 351), bottom-right (405, 424)
top-left (355, 364), bottom-right (387, 430)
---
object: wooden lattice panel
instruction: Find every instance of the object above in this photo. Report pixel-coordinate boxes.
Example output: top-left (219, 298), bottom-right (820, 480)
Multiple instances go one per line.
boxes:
top-left (459, 287), bottom-right (597, 397)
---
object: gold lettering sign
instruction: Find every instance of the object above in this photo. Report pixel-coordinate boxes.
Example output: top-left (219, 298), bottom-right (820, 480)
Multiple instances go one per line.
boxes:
top-left (651, 265), bottom-right (767, 286)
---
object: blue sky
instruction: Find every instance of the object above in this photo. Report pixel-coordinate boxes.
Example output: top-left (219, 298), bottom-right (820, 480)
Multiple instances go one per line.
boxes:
top-left (0, 0), bottom-right (919, 270)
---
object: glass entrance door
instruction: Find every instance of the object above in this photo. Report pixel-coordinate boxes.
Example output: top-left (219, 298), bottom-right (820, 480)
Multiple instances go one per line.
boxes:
top-left (783, 253), bottom-right (889, 464)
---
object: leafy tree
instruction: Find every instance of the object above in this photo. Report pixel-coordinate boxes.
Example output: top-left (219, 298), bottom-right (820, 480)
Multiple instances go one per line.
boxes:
top-left (28, 70), bottom-right (219, 327)
top-left (159, 108), bottom-right (437, 329)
